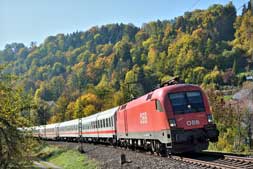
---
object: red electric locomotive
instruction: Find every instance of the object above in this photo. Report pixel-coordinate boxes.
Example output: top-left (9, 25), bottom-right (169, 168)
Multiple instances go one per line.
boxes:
top-left (29, 79), bottom-right (218, 155)
top-left (116, 83), bottom-right (219, 154)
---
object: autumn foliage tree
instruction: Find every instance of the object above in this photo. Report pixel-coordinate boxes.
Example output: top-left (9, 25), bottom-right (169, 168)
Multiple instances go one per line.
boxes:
top-left (0, 67), bottom-right (35, 168)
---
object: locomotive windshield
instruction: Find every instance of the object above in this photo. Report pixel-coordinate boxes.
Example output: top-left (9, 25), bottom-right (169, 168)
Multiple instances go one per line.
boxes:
top-left (168, 91), bottom-right (205, 114)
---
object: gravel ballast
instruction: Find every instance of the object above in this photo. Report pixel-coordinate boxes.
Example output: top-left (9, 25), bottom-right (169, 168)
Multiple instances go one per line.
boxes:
top-left (48, 141), bottom-right (204, 169)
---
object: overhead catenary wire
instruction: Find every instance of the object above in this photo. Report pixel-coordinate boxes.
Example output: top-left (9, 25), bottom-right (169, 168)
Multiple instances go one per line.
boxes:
top-left (188, 0), bottom-right (201, 12)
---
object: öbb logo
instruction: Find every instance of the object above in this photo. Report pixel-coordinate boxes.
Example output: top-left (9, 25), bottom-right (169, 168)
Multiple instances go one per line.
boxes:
top-left (140, 112), bottom-right (148, 124)
top-left (186, 119), bottom-right (200, 126)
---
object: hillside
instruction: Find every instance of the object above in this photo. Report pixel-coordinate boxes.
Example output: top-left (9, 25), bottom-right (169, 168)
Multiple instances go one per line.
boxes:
top-left (0, 2), bottom-right (252, 124)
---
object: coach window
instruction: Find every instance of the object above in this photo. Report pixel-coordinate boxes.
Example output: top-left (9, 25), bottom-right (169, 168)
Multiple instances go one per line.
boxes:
top-left (155, 100), bottom-right (164, 112)
top-left (108, 118), bottom-right (111, 127)
top-left (102, 119), bottom-right (104, 128)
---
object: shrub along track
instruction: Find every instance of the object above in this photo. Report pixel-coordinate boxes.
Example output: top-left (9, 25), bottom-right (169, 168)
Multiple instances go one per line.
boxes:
top-left (45, 140), bottom-right (253, 169)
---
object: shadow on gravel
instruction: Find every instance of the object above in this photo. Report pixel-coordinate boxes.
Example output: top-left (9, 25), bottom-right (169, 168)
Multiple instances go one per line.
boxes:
top-left (78, 144), bottom-right (99, 154)
top-left (180, 152), bottom-right (223, 161)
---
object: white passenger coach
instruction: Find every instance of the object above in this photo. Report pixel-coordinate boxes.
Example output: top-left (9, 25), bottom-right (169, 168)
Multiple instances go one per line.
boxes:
top-left (31, 106), bottom-right (119, 143)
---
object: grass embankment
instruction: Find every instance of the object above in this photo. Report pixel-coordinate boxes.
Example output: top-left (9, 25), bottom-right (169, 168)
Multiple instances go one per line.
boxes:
top-left (34, 143), bottom-right (97, 169)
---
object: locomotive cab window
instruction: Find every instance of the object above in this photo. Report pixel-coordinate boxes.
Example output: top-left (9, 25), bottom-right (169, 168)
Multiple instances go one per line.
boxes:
top-left (168, 91), bottom-right (205, 114)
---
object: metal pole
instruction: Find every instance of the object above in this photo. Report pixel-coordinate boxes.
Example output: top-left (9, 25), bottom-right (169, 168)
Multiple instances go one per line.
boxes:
top-left (78, 86), bottom-right (83, 152)
top-left (250, 88), bottom-right (253, 148)
top-left (249, 114), bottom-right (252, 148)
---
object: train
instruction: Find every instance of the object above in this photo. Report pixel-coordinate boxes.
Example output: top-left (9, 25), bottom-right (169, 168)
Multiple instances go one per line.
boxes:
top-left (29, 82), bottom-right (219, 155)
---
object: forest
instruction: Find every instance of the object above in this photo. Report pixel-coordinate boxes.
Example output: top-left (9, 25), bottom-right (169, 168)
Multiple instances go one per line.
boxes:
top-left (0, 1), bottom-right (253, 167)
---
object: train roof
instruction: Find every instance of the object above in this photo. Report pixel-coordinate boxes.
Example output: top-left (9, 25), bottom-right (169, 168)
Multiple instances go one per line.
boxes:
top-left (54, 106), bottom-right (119, 126)
top-left (45, 123), bottom-right (60, 128)
top-left (59, 119), bottom-right (78, 126)
top-left (119, 84), bottom-right (201, 110)
top-left (81, 106), bottom-right (119, 121)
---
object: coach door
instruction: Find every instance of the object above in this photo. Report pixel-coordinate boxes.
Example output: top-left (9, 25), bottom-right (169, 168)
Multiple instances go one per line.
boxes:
top-left (124, 110), bottom-right (128, 136)
top-left (78, 118), bottom-right (82, 138)
top-left (96, 116), bottom-right (99, 138)
top-left (56, 124), bottom-right (59, 138)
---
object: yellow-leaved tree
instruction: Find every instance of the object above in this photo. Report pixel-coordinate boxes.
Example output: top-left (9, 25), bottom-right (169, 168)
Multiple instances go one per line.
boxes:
top-left (0, 66), bottom-right (35, 168)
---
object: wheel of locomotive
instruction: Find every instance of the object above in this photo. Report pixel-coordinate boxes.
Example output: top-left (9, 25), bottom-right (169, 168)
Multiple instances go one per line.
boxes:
top-left (123, 140), bottom-right (127, 149)
top-left (150, 141), bottom-right (155, 154)
top-left (154, 141), bottom-right (160, 155)
top-left (130, 140), bottom-right (136, 150)
top-left (134, 140), bottom-right (138, 150)
top-left (143, 140), bottom-right (149, 151)
top-left (159, 143), bottom-right (168, 157)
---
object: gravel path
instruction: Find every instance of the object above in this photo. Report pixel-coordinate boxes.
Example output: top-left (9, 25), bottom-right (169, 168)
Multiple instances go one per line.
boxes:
top-left (47, 141), bottom-right (204, 169)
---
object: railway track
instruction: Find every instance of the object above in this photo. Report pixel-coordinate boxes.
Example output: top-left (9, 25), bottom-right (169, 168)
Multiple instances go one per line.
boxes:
top-left (171, 152), bottom-right (253, 169)
top-left (46, 141), bottom-right (253, 169)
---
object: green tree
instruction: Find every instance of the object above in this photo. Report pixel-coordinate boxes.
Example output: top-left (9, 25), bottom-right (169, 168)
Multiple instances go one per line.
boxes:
top-left (0, 67), bottom-right (35, 168)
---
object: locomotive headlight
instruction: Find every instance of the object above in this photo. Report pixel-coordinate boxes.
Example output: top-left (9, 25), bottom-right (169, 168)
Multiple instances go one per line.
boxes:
top-left (169, 119), bottom-right (177, 127)
top-left (207, 114), bottom-right (213, 123)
